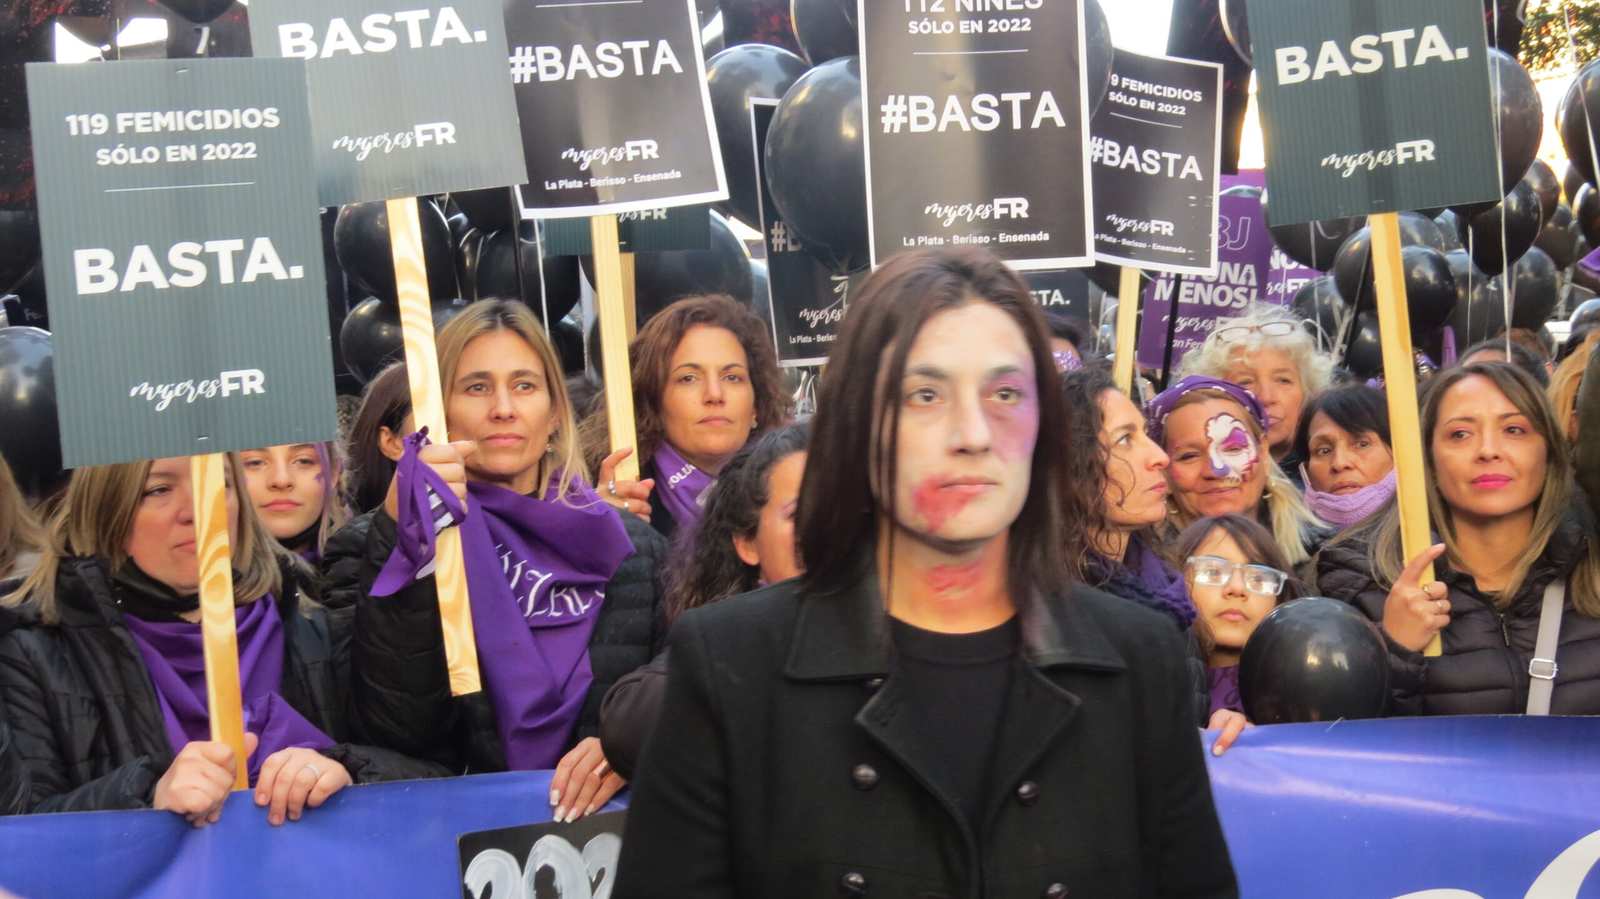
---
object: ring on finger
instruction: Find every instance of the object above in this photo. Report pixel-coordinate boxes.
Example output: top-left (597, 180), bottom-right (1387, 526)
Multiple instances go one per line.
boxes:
top-left (1436, 599), bottom-right (1449, 615)
top-left (303, 763), bottom-right (322, 779)
top-left (607, 479), bottom-right (616, 497)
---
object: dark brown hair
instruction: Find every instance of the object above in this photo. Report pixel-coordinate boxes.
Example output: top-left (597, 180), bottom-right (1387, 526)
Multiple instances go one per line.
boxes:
top-left (797, 247), bottom-right (1078, 598)
top-left (1057, 364), bottom-right (1136, 561)
top-left (1174, 513), bottom-right (1304, 655)
top-left (343, 361), bottom-right (412, 514)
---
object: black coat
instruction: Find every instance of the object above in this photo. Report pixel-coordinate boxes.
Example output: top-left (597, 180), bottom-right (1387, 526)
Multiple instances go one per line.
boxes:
top-left (612, 578), bottom-right (1237, 899)
top-left (1317, 508), bottom-right (1600, 716)
top-left (322, 506), bottom-right (668, 772)
top-left (0, 557), bottom-right (448, 815)
top-left (1578, 342), bottom-right (1599, 516)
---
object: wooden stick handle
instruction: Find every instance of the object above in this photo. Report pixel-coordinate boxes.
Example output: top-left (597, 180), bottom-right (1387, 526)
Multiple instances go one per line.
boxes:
top-left (192, 452), bottom-right (247, 790)
top-left (1114, 266), bottom-right (1143, 393)
top-left (1369, 212), bottom-right (1441, 657)
top-left (388, 197), bottom-right (483, 695)
top-left (592, 214), bottom-right (641, 481)
top-left (619, 251), bottom-right (638, 341)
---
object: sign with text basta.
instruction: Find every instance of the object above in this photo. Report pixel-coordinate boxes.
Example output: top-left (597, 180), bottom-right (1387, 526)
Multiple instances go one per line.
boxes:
top-left (247, 0), bottom-right (528, 206)
top-left (507, 0), bottom-right (727, 219)
top-left (26, 59), bottom-right (335, 468)
top-left (1246, 0), bottom-right (1500, 225)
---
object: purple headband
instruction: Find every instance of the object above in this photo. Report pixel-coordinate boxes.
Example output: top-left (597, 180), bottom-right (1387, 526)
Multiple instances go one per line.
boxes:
top-left (1144, 375), bottom-right (1267, 446)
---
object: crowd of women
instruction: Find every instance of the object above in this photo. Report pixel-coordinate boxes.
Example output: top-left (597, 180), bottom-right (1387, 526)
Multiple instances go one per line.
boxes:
top-left (0, 245), bottom-right (1595, 897)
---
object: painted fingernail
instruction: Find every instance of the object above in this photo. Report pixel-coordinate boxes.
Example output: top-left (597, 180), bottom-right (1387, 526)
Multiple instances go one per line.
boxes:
top-left (565, 809), bottom-right (579, 823)
top-left (1212, 744), bottom-right (1224, 757)
top-left (550, 789), bottom-right (560, 806)
top-left (553, 805), bottom-right (566, 821)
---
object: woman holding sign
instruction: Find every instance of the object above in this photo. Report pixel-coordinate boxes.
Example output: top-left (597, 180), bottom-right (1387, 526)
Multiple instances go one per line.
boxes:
top-left (613, 248), bottom-right (1236, 899)
top-left (330, 300), bottom-right (667, 822)
top-left (0, 455), bottom-right (442, 820)
top-left (1319, 363), bottom-right (1600, 716)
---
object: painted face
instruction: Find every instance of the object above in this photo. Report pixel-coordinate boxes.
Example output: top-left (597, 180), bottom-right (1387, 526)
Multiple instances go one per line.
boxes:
top-left (238, 444), bottom-right (327, 546)
top-left (1049, 336), bottom-right (1081, 372)
top-left (1305, 412), bottom-right (1394, 495)
top-left (1431, 375), bottom-right (1548, 522)
top-left (886, 302), bottom-right (1039, 547)
top-left (1164, 397), bottom-right (1268, 519)
top-left (1187, 529), bottom-right (1282, 659)
top-left (1097, 389), bottom-right (1170, 529)
top-left (125, 457), bottom-right (240, 595)
top-left (446, 330), bottom-right (557, 495)
top-left (660, 325), bottom-right (757, 475)
top-left (733, 451), bottom-right (806, 585)
top-left (1225, 347), bottom-right (1305, 455)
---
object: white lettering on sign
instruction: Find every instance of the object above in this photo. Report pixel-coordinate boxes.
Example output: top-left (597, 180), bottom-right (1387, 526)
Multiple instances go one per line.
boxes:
top-left (923, 197), bottom-right (1030, 227)
top-left (129, 369), bottom-right (267, 412)
top-left (1104, 213), bottom-right (1177, 237)
top-left (1320, 139), bottom-right (1437, 177)
top-left (73, 238), bottom-right (305, 295)
top-left (277, 7), bottom-right (487, 58)
top-left (1030, 288), bottom-right (1066, 306)
top-left (560, 140), bottom-right (661, 172)
top-left (1089, 137), bottom-right (1204, 181)
top-left (522, 40), bottom-right (683, 82)
top-left (879, 92), bottom-right (1065, 134)
top-left (1273, 25), bottom-right (1468, 86)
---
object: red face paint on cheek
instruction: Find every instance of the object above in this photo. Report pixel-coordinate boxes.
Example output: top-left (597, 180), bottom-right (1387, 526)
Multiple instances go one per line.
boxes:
top-left (912, 477), bottom-right (979, 534)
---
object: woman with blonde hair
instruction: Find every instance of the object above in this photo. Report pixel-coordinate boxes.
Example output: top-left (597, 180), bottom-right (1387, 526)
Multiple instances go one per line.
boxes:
top-left (0, 455), bottom-right (42, 583)
top-left (0, 455), bottom-right (440, 819)
top-left (323, 299), bottom-right (667, 823)
top-left (237, 441), bottom-right (349, 562)
top-left (1548, 330), bottom-right (1599, 441)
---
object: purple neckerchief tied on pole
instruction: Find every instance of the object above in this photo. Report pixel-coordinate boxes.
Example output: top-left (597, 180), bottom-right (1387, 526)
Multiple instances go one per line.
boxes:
top-left (1144, 375), bottom-right (1267, 446)
top-left (372, 430), bottom-right (634, 770)
top-left (652, 442), bottom-right (715, 532)
top-left (123, 597), bottom-right (333, 783)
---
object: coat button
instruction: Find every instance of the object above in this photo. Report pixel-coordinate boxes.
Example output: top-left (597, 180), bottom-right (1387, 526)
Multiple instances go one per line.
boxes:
top-left (1016, 780), bottom-right (1041, 805)
top-left (864, 677), bottom-right (885, 692)
top-left (851, 764), bottom-right (880, 790)
top-left (1042, 884), bottom-right (1068, 898)
top-left (840, 871), bottom-right (868, 895)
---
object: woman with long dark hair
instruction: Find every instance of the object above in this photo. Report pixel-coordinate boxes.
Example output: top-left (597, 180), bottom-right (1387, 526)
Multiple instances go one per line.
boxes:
top-left (614, 248), bottom-right (1235, 898)
top-left (1292, 384), bottom-right (1395, 532)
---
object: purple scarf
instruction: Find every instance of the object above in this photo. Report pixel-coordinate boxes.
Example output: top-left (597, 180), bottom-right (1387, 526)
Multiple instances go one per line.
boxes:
top-left (653, 442), bottom-right (715, 532)
top-left (1208, 665), bottom-right (1243, 718)
top-left (122, 597), bottom-right (333, 783)
top-left (372, 431), bottom-right (634, 770)
top-left (1302, 469), bottom-right (1397, 529)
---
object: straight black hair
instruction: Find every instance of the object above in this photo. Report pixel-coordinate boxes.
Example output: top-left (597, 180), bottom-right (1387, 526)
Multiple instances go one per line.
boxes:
top-left (797, 247), bottom-right (1078, 599)
top-left (1292, 384), bottom-right (1392, 465)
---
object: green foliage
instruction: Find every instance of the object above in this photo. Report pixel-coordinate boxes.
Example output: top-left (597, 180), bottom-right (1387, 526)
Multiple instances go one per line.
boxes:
top-left (1522, 0), bottom-right (1600, 73)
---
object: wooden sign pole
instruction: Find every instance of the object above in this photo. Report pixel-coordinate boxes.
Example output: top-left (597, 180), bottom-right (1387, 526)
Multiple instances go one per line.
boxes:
top-left (591, 214), bottom-right (641, 478)
top-left (1113, 266), bottom-right (1143, 393)
top-left (619, 251), bottom-right (639, 341)
top-left (191, 452), bottom-right (247, 790)
top-left (1369, 211), bottom-right (1441, 658)
top-left (387, 197), bottom-right (483, 695)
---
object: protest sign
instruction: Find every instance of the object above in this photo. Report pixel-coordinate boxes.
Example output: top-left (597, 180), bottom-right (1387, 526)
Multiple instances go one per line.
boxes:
top-left (1091, 50), bottom-right (1223, 275)
top-left (248, 0), bottom-right (527, 206)
top-left (1022, 268), bottom-right (1096, 321)
top-left (752, 97), bottom-right (859, 367)
top-left (542, 205), bottom-right (710, 256)
top-left (1247, 0), bottom-right (1499, 224)
top-left (857, 0), bottom-right (1094, 270)
top-left (506, 0), bottom-right (727, 219)
top-left (26, 58), bottom-right (334, 468)
top-left (460, 811), bottom-right (627, 899)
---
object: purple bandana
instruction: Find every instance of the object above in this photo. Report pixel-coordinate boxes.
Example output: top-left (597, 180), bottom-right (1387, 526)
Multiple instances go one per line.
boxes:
top-left (123, 597), bottom-right (333, 783)
top-left (1302, 469), bottom-right (1396, 529)
top-left (1144, 375), bottom-right (1267, 446)
top-left (653, 442), bottom-right (715, 532)
top-left (372, 431), bottom-right (634, 770)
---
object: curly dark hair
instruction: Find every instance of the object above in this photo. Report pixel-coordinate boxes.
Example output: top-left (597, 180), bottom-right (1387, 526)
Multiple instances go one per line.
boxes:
top-left (664, 424), bottom-right (809, 625)
top-left (1057, 364), bottom-right (1136, 565)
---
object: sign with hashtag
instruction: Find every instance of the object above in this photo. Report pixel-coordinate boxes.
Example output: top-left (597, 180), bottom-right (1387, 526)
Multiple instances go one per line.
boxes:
top-left (1090, 50), bottom-right (1224, 276)
top-left (505, 0), bottom-right (727, 219)
top-left (247, 0), bottom-right (527, 206)
top-left (751, 98), bottom-right (862, 367)
top-left (858, 0), bottom-right (1094, 270)
top-left (1246, 0), bottom-right (1499, 224)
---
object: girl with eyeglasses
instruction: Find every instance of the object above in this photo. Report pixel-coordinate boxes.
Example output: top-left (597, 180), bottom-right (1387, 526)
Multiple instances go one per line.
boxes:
top-left (1174, 515), bottom-right (1303, 718)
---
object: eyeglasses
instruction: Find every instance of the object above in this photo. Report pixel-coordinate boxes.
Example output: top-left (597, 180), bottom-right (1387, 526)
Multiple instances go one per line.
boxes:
top-left (1185, 555), bottom-right (1288, 597)
top-left (1215, 321), bottom-right (1297, 343)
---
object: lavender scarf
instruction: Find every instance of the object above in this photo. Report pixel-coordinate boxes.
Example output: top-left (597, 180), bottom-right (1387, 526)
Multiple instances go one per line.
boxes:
top-left (123, 597), bottom-right (332, 783)
top-left (1302, 469), bottom-right (1397, 529)
top-left (653, 442), bottom-right (715, 532)
top-left (372, 431), bottom-right (634, 770)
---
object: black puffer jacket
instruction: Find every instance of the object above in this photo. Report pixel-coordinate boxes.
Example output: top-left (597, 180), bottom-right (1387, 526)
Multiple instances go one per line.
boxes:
top-left (322, 506), bottom-right (668, 772)
top-left (1577, 342), bottom-right (1599, 516)
top-left (1317, 508), bottom-right (1600, 716)
top-left (0, 557), bottom-right (449, 815)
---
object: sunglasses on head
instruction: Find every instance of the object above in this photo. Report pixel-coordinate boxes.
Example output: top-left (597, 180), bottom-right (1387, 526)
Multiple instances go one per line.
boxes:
top-left (1184, 555), bottom-right (1288, 597)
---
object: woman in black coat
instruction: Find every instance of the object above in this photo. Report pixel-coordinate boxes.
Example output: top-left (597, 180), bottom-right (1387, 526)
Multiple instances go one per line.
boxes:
top-left (1318, 362), bottom-right (1600, 715)
top-left (321, 300), bottom-right (668, 823)
top-left (613, 248), bottom-right (1235, 899)
top-left (0, 455), bottom-right (444, 821)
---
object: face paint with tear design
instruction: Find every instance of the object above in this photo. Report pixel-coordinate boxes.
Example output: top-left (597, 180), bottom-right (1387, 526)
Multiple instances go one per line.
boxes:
top-left (1204, 413), bottom-right (1258, 487)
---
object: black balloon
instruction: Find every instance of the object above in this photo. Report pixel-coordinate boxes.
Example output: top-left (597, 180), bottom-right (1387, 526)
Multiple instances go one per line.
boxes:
top-left (1486, 49), bottom-right (1542, 194)
top-left (1505, 246), bottom-right (1561, 329)
top-left (706, 43), bottom-right (808, 227)
top-left (791, 0), bottom-right (855, 64)
top-left (1085, 0), bottom-right (1113, 116)
top-left (471, 222), bottom-right (582, 324)
top-left (1343, 312), bottom-right (1384, 378)
top-left (581, 210), bottom-right (754, 323)
top-left (0, 326), bottom-right (63, 501)
top-left (1219, 184), bottom-right (1261, 201)
top-left (1446, 250), bottom-right (1506, 347)
top-left (1291, 276), bottom-right (1346, 352)
top-left (1239, 598), bottom-right (1390, 724)
top-left (549, 317), bottom-right (586, 376)
top-left (334, 199), bottom-right (457, 303)
top-left (1565, 163), bottom-right (1590, 206)
top-left (1526, 159), bottom-right (1561, 222)
top-left (1330, 213), bottom-right (1445, 309)
top-left (451, 187), bottom-right (516, 234)
top-left (1534, 204), bottom-right (1581, 270)
top-left (1400, 246), bottom-right (1458, 334)
top-left (1219, 0), bottom-right (1250, 65)
top-left (157, 0), bottom-right (234, 23)
top-left (1571, 297), bottom-right (1600, 329)
top-left (1432, 209), bottom-right (1464, 253)
top-left (1267, 206), bottom-right (1364, 272)
top-left (339, 296), bottom-right (469, 383)
top-left (1559, 60), bottom-right (1600, 188)
top-left (765, 56), bottom-right (867, 272)
top-left (1575, 184), bottom-right (1600, 248)
top-left (1456, 179), bottom-right (1543, 276)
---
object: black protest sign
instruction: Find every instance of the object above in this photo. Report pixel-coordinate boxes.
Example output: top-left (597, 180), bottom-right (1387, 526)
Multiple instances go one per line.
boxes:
top-left (460, 810), bottom-right (626, 899)
top-left (507, 0), bottom-right (727, 219)
top-left (858, 0), bottom-right (1094, 270)
top-left (1022, 268), bottom-right (1095, 321)
top-left (26, 58), bottom-right (334, 468)
top-left (247, 0), bottom-right (527, 205)
top-left (1246, 0), bottom-right (1499, 225)
top-left (541, 205), bottom-right (711, 256)
top-left (1091, 50), bottom-right (1223, 276)
top-left (752, 98), bottom-right (859, 367)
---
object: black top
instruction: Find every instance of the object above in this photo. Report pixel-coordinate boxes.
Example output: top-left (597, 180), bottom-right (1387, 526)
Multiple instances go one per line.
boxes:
top-left (889, 615), bottom-right (1019, 831)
